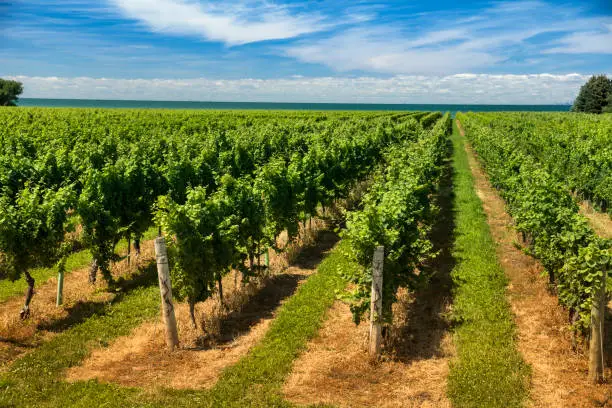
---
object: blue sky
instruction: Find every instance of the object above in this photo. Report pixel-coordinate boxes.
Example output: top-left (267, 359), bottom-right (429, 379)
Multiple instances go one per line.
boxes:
top-left (1, 0), bottom-right (611, 103)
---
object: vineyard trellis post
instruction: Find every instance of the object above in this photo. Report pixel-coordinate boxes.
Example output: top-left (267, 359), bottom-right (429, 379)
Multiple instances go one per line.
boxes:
top-left (56, 269), bottom-right (64, 306)
top-left (154, 236), bottom-right (179, 350)
top-left (56, 254), bottom-right (67, 306)
top-left (369, 245), bottom-right (384, 359)
top-left (589, 269), bottom-right (607, 383)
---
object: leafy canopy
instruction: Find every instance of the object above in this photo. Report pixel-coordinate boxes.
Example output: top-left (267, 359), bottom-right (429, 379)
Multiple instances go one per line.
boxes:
top-left (572, 75), bottom-right (612, 114)
top-left (604, 93), bottom-right (612, 113)
top-left (0, 79), bottom-right (24, 107)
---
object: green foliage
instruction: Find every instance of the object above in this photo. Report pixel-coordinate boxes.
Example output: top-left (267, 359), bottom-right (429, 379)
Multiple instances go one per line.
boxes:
top-left (572, 74), bottom-right (612, 114)
top-left (155, 178), bottom-right (259, 304)
top-left (340, 114), bottom-right (450, 324)
top-left (604, 93), bottom-right (612, 113)
top-left (559, 242), bottom-right (610, 331)
top-left (420, 111), bottom-right (443, 128)
top-left (459, 112), bottom-right (612, 334)
top-left (0, 79), bottom-right (23, 107)
top-left (0, 108), bottom-right (406, 290)
top-left (153, 112), bottom-right (421, 309)
top-left (0, 226), bottom-right (157, 303)
top-left (462, 112), bottom-right (612, 214)
top-left (0, 184), bottom-right (73, 281)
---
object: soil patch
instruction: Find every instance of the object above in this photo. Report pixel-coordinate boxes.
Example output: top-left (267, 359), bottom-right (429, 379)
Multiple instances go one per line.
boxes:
top-left (66, 221), bottom-right (339, 390)
top-left (0, 240), bottom-right (156, 369)
top-left (458, 119), bottom-right (611, 407)
top-left (283, 300), bottom-right (453, 408)
top-left (579, 202), bottom-right (612, 239)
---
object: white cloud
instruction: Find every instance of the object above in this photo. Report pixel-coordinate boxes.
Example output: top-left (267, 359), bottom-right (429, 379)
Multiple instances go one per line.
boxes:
top-left (109, 0), bottom-right (327, 45)
top-left (285, 28), bottom-right (500, 75)
top-left (545, 24), bottom-right (612, 54)
top-left (8, 73), bottom-right (593, 104)
top-left (283, 1), bottom-right (612, 75)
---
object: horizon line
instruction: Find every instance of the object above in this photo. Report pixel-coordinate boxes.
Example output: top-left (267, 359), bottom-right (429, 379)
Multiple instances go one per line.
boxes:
top-left (18, 97), bottom-right (573, 107)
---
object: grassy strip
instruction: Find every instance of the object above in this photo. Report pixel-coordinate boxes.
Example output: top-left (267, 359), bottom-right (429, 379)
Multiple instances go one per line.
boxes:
top-left (447, 121), bottom-right (530, 408)
top-left (0, 227), bottom-right (158, 303)
top-left (0, 278), bottom-right (159, 407)
top-left (202, 240), bottom-right (350, 408)
top-left (0, 239), bottom-right (351, 407)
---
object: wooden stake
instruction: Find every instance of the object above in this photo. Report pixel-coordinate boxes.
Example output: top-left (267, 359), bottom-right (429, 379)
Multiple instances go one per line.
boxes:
top-left (589, 270), bottom-right (607, 383)
top-left (154, 237), bottom-right (179, 350)
top-left (264, 248), bottom-right (270, 267)
top-left (56, 269), bottom-right (64, 306)
top-left (218, 274), bottom-right (224, 309)
top-left (369, 245), bottom-right (384, 359)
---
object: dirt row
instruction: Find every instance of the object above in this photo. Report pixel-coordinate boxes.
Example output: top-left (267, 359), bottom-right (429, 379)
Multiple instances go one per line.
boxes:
top-left (457, 119), bottom-right (611, 407)
top-left (580, 201), bottom-right (612, 239)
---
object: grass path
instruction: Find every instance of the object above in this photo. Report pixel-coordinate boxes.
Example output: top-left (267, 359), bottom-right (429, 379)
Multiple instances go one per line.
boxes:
top-left (458, 120), bottom-right (611, 407)
top-left (200, 239), bottom-right (349, 408)
top-left (447, 120), bottom-right (530, 408)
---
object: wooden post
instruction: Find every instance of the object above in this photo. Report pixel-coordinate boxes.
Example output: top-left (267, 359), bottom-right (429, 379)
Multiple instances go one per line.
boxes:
top-left (589, 270), bottom-right (607, 383)
top-left (264, 248), bottom-right (270, 267)
top-left (127, 236), bottom-right (131, 266)
top-left (56, 269), bottom-right (64, 306)
top-left (369, 245), bottom-right (384, 359)
top-left (154, 237), bottom-right (179, 350)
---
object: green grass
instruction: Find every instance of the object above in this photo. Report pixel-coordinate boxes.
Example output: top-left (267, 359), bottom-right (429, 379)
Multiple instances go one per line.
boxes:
top-left (447, 121), bottom-right (530, 408)
top-left (202, 239), bottom-right (349, 408)
top-left (0, 281), bottom-right (160, 407)
top-left (0, 227), bottom-right (158, 303)
top-left (0, 238), bottom-right (352, 407)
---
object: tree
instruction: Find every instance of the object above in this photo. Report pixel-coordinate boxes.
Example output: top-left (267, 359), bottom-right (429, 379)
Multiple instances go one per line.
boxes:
top-left (572, 75), bottom-right (612, 114)
top-left (0, 79), bottom-right (24, 106)
top-left (603, 93), bottom-right (612, 113)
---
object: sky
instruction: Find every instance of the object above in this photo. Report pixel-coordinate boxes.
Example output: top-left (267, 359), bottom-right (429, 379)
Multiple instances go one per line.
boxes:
top-left (1, 0), bottom-right (611, 104)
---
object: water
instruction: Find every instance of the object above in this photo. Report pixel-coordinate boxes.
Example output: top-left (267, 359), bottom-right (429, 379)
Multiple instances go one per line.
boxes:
top-left (18, 98), bottom-right (571, 116)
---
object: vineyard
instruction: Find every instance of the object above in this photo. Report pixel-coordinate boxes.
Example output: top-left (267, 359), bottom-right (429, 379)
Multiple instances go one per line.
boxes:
top-left (0, 108), bottom-right (609, 407)
top-left (458, 112), bottom-right (611, 333)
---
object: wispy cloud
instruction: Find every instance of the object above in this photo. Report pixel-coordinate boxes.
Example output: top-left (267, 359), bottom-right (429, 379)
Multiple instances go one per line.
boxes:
top-left (108, 0), bottom-right (329, 45)
top-left (285, 28), bottom-right (499, 75)
top-left (284, 1), bottom-right (612, 75)
top-left (9, 73), bottom-right (592, 104)
top-left (545, 23), bottom-right (612, 54)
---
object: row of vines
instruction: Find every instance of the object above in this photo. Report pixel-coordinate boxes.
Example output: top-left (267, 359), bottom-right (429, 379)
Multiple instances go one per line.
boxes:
top-left (341, 113), bottom-right (451, 326)
top-left (465, 112), bottom-right (612, 214)
top-left (0, 108), bottom-right (436, 318)
top-left (458, 112), bottom-right (611, 335)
